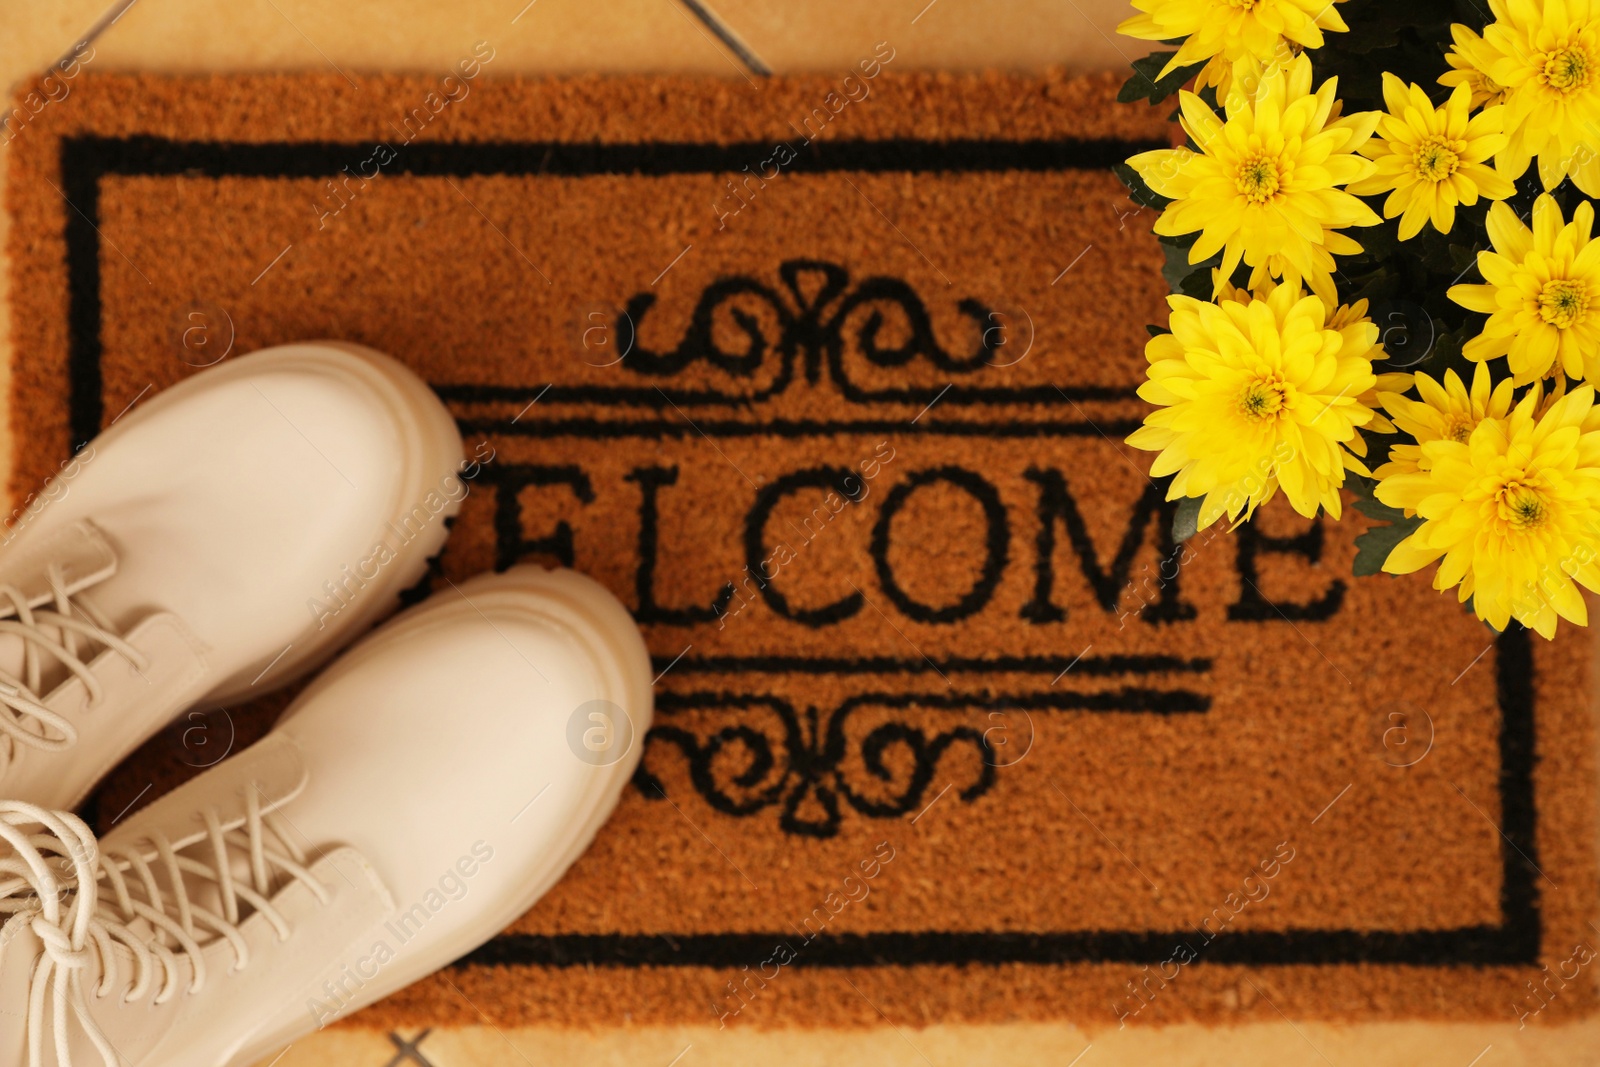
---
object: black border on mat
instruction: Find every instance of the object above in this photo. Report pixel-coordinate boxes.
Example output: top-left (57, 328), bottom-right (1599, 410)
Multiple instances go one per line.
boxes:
top-left (53, 134), bottom-right (1541, 969)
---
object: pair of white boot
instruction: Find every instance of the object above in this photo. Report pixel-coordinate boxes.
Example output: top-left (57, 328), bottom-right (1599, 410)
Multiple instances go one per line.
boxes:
top-left (0, 343), bottom-right (653, 1066)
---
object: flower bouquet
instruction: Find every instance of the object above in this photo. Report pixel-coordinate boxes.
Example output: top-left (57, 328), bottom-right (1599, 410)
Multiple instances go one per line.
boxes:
top-left (1115, 0), bottom-right (1600, 638)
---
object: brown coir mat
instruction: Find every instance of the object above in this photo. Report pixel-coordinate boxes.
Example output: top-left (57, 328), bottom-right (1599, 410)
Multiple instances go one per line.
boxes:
top-left (5, 67), bottom-right (1600, 1034)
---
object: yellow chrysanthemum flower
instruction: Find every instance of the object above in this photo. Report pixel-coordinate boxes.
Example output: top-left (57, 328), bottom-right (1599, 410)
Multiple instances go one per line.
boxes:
top-left (1377, 381), bottom-right (1600, 638)
top-left (1128, 54), bottom-right (1381, 307)
top-left (1345, 76), bottom-right (1514, 239)
top-left (1473, 0), bottom-right (1600, 195)
top-left (1219, 270), bottom-right (1405, 435)
top-left (1118, 0), bottom-right (1347, 99)
top-left (1373, 363), bottom-right (1517, 484)
top-left (1440, 24), bottom-right (1511, 108)
top-left (1355, 369), bottom-right (1414, 437)
top-left (1128, 280), bottom-right (1379, 531)
top-left (1239, 231), bottom-right (1366, 306)
top-left (1449, 194), bottom-right (1600, 383)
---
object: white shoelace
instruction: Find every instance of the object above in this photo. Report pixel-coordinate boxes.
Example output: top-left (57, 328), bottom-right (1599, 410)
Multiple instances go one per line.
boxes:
top-left (0, 798), bottom-right (330, 1067)
top-left (0, 567), bottom-right (149, 778)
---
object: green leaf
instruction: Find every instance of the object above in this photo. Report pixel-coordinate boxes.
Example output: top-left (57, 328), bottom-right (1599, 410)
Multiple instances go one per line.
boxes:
top-left (1113, 162), bottom-right (1169, 211)
top-left (1448, 243), bottom-right (1480, 276)
top-left (1352, 516), bottom-right (1422, 577)
top-left (1117, 52), bottom-right (1204, 106)
top-left (1175, 259), bottom-right (1216, 298)
top-left (1345, 470), bottom-right (1378, 499)
top-left (1352, 495), bottom-right (1410, 524)
top-left (1172, 496), bottom-right (1203, 543)
top-left (1160, 241), bottom-right (1198, 292)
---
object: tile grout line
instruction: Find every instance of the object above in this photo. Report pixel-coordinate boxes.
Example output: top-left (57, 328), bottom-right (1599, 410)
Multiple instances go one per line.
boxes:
top-left (384, 1029), bottom-right (438, 1067)
top-left (55, 0), bottom-right (140, 68)
top-left (673, 0), bottom-right (773, 76)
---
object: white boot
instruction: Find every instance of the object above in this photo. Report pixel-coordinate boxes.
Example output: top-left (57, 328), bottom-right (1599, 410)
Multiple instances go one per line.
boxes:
top-left (0, 342), bottom-right (465, 808)
top-left (0, 566), bottom-right (652, 1067)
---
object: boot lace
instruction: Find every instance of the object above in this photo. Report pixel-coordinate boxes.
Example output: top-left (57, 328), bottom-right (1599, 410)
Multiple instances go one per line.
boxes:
top-left (0, 797), bottom-right (330, 1067)
top-left (0, 566), bottom-right (150, 779)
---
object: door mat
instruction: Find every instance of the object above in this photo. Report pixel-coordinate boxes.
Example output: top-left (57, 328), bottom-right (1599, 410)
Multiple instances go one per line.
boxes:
top-left (5, 67), bottom-right (1599, 1034)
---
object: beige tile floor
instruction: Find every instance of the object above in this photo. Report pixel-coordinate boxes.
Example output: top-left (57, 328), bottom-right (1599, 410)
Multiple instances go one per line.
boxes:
top-left (1, 2), bottom-right (1597, 1063)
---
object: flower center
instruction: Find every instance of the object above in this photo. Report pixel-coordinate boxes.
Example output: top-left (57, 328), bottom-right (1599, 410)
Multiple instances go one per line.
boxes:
top-left (1497, 481), bottom-right (1550, 531)
top-left (1412, 137), bottom-right (1461, 182)
top-left (1234, 152), bottom-right (1282, 204)
top-left (1238, 376), bottom-right (1288, 421)
top-left (1227, 0), bottom-right (1260, 9)
top-left (1543, 47), bottom-right (1592, 93)
top-left (1539, 279), bottom-right (1591, 329)
top-left (1442, 413), bottom-right (1474, 443)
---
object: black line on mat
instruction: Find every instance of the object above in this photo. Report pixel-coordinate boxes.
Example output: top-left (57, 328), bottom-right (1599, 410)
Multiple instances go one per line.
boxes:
top-left (59, 133), bottom-right (1162, 442)
top-left (53, 134), bottom-right (1541, 971)
top-left (645, 653), bottom-right (1212, 676)
top-left (452, 629), bottom-right (1537, 969)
